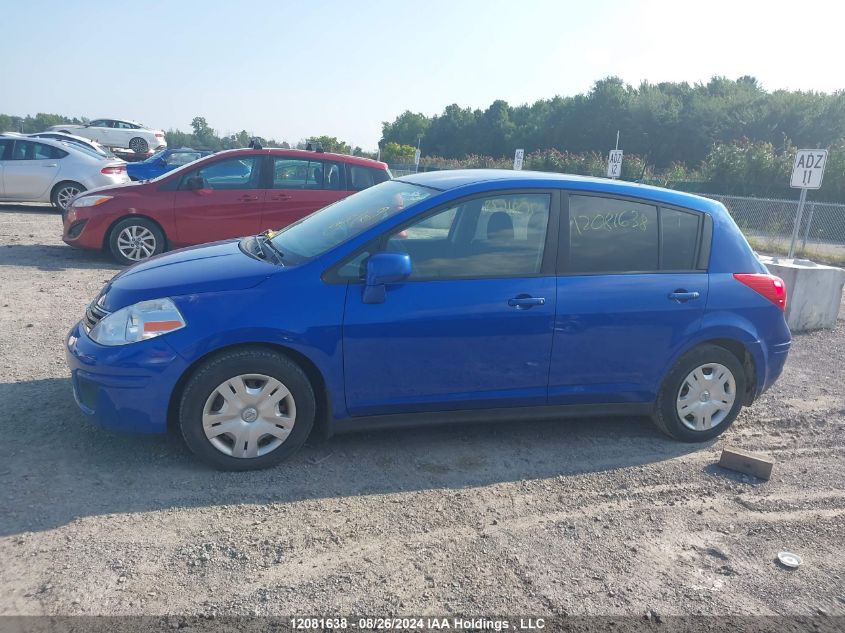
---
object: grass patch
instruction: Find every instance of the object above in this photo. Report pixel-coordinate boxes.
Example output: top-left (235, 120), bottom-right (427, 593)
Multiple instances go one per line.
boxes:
top-left (746, 237), bottom-right (845, 267)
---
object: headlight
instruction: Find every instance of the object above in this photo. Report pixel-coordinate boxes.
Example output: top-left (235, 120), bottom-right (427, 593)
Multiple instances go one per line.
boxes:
top-left (74, 195), bottom-right (113, 208)
top-left (89, 298), bottom-right (186, 346)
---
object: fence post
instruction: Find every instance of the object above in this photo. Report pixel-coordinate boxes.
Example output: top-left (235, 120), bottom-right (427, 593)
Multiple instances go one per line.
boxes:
top-left (800, 202), bottom-right (816, 254)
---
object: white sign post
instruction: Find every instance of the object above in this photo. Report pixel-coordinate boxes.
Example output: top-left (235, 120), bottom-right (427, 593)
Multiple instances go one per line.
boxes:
top-left (513, 148), bottom-right (524, 171)
top-left (414, 148), bottom-right (421, 173)
top-left (607, 149), bottom-right (623, 179)
top-left (787, 149), bottom-right (828, 258)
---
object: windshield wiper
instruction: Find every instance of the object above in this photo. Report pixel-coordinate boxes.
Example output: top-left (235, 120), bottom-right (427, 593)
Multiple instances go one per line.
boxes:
top-left (259, 231), bottom-right (284, 263)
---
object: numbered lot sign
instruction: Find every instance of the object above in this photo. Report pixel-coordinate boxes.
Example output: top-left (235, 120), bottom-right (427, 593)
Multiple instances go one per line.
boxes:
top-left (607, 150), bottom-right (623, 178)
top-left (514, 149), bottom-right (525, 171)
top-left (790, 149), bottom-right (828, 189)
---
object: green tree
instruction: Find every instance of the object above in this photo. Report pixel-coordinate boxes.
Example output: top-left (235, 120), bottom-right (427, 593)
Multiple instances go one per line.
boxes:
top-left (306, 136), bottom-right (351, 154)
top-left (381, 111), bottom-right (430, 148)
top-left (381, 142), bottom-right (416, 163)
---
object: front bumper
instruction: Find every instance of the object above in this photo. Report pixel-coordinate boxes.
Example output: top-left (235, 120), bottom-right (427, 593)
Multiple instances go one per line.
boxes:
top-left (62, 207), bottom-right (111, 250)
top-left (65, 321), bottom-right (188, 433)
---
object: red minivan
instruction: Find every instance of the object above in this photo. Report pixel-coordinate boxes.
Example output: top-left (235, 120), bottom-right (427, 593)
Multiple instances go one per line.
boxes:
top-left (62, 147), bottom-right (391, 264)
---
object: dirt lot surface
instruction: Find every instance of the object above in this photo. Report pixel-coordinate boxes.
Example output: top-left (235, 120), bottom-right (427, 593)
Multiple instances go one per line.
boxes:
top-left (1, 204), bottom-right (843, 621)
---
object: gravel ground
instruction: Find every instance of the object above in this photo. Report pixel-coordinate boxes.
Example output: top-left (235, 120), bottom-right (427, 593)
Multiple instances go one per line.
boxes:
top-left (0, 203), bottom-right (843, 620)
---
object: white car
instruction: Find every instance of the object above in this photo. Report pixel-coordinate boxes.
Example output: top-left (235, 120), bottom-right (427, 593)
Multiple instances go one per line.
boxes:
top-left (26, 131), bottom-right (113, 159)
top-left (0, 135), bottom-right (129, 210)
top-left (48, 118), bottom-right (166, 155)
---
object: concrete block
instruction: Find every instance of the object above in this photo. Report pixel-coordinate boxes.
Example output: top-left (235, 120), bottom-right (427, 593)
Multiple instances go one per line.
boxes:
top-left (759, 256), bottom-right (845, 332)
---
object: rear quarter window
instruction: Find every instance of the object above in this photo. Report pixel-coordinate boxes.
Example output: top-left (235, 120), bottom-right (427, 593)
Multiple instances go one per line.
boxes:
top-left (348, 165), bottom-right (389, 191)
top-left (661, 207), bottom-right (701, 270)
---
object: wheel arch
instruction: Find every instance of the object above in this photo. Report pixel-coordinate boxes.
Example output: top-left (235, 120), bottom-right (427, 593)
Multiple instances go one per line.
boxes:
top-left (166, 342), bottom-right (331, 441)
top-left (664, 334), bottom-right (760, 406)
top-left (50, 179), bottom-right (85, 200)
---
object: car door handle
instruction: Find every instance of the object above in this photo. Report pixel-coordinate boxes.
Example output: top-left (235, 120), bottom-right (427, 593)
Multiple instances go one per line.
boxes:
top-left (43, 164), bottom-right (58, 168)
top-left (269, 194), bottom-right (292, 201)
top-left (668, 290), bottom-right (700, 302)
top-left (508, 296), bottom-right (545, 309)
top-left (237, 194), bottom-right (259, 202)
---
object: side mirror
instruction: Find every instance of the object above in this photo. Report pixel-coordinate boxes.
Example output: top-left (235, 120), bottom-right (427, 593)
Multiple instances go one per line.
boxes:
top-left (363, 252), bottom-right (411, 304)
top-left (185, 176), bottom-right (205, 191)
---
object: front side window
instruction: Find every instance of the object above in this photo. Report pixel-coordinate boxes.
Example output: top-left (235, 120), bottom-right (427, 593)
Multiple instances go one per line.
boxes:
top-left (0, 139), bottom-right (12, 160)
top-left (568, 196), bottom-right (658, 273)
top-left (385, 193), bottom-right (551, 280)
top-left (88, 120), bottom-right (106, 127)
top-left (270, 180), bottom-right (433, 260)
top-left (180, 156), bottom-right (258, 190)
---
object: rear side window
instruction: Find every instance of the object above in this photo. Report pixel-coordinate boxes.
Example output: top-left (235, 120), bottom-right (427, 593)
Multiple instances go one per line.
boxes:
top-left (9, 141), bottom-right (67, 160)
top-left (348, 165), bottom-right (389, 191)
top-left (661, 208), bottom-right (701, 270)
top-left (273, 158), bottom-right (341, 190)
top-left (35, 143), bottom-right (67, 159)
top-left (568, 195), bottom-right (658, 273)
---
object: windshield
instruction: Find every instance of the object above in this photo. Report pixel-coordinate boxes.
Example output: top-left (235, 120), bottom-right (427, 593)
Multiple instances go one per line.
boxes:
top-left (146, 149), bottom-right (167, 163)
top-left (270, 180), bottom-right (435, 260)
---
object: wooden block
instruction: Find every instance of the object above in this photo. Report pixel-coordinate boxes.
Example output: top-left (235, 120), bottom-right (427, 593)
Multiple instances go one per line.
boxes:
top-left (718, 447), bottom-right (774, 480)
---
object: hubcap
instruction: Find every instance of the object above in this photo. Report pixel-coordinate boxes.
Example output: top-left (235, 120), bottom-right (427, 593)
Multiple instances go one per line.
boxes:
top-left (57, 186), bottom-right (80, 210)
top-left (676, 363), bottom-right (736, 431)
top-left (202, 373), bottom-right (296, 459)
top-left (130, 138), bottom-right (147, 153)
top-left (117, 225), bottom-right (156, 260)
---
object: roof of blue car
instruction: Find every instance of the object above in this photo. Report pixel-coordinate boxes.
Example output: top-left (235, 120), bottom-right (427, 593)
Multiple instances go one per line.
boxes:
top-left (398, 169), bottom-right (723, 214)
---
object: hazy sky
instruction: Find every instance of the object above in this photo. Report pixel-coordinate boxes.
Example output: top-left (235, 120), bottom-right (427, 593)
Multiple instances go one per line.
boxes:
top-left (1, 0), bottom-right (843, 149)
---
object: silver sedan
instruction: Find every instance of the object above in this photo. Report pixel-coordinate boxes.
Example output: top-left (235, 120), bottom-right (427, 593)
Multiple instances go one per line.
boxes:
top-left (0, 134), bottom-right (129, 210)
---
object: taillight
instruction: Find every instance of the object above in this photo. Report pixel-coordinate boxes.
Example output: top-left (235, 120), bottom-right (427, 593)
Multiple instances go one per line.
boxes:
top-left (155, 133), bottom-right (164, 138)
top-left (733, 273), bottom-right (787, 310)
top-left (101, 165), bottom-right (126, 175)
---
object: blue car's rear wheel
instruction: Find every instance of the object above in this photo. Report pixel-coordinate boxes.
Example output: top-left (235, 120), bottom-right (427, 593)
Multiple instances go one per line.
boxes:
top-left (653, 344), bottom-right (746, 442)
top-left (179, 348), bottom-right (315, 470)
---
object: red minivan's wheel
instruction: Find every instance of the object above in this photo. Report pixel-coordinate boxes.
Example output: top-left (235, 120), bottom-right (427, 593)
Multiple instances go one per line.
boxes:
top-left (108, 217), bottom-right (165, 265)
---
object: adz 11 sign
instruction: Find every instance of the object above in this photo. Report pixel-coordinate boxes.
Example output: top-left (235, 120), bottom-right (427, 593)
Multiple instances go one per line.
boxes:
top-left (607, 150), bottom-right (623, 178)
top-left (791, 149), bottom-right (828, 189)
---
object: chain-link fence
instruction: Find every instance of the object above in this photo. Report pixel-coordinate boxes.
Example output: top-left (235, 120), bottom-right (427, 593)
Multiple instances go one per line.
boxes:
top-left (707, 194), bottom-right (845, 263)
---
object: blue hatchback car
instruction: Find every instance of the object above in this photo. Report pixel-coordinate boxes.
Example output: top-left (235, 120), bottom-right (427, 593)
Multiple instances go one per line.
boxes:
top-left (126, 147), bottom-right (212, 181)
top-left (66, 170), bottom-right (791, 470)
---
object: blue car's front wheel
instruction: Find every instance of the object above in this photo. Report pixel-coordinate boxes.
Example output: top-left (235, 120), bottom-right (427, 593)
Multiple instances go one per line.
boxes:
top-left (179, 348), bottom-right (315, 470)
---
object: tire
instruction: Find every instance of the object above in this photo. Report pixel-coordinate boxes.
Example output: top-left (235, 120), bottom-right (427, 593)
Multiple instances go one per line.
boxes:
top-left (51, 181), bottom-right (85, 211)
top-left (178, 348), bottom-right (315, 471)
top-left (108, 216), bottom-right (165, 265)
top-left (128, 137), bottom-right (149, 153)
top-left (652, 344), bottom-right (746, 442)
